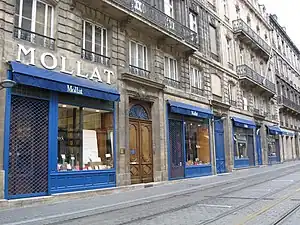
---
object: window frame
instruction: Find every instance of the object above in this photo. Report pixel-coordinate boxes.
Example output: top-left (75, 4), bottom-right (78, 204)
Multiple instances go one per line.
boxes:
top-left (164, 55), bottom-right (178, 81)
top-left (189, 11), bottom-right (197, 33)
top-left (129, 40), bottom-right (148, 70)
top-left (16, 0), bottom-right (54, 38)
top-left (191, 67), bottom-right (202, 89)
top-left (82, 20), bottom-right (108, 58)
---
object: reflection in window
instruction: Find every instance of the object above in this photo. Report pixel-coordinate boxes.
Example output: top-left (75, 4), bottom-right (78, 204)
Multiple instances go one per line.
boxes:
top-left (185, 120), bottom-right (210, 166)
top-left (57, 104), bottom-right (114, 172)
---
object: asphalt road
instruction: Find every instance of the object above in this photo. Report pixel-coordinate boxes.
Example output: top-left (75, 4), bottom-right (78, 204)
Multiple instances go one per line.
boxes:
top-left (2, 162), bottom-right (300, 225)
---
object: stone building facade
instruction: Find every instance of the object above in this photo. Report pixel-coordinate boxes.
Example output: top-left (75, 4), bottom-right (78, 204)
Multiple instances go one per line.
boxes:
top-left (0, 0), bottom-right (299, 199)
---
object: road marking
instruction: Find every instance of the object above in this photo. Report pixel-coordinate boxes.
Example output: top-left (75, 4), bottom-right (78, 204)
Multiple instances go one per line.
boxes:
top-left (2, 163), bottom-right (300, 225)
top-left (197, 204), bottom-right (232, 208)
top-left (248, 189), bottom-right (271, 192)
top-left (272, 179), bottom-right (294, 182)
top-left (221, 183), bottom-right (245, 190)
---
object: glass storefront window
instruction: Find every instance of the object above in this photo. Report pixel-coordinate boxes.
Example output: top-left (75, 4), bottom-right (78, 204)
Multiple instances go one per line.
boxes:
top-left (267, 136), bottom-right (277, 156)
top-left (185, 120), bottom-right (210, 166)
top-left (236, 142), bottom-right (247, 159)
top-left (57, 104), bottom-right (114, 172)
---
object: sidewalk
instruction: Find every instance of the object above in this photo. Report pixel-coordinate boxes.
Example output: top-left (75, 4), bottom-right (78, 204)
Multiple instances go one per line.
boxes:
top-left (0, 161), bottom-right (299, 210)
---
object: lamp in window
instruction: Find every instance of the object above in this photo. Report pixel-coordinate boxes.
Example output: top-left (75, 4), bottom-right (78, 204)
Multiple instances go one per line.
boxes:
top-left (0, 79), bottom-right (16, 90)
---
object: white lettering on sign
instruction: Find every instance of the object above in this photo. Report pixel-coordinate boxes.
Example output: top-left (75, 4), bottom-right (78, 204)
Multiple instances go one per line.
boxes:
top-left (41, 52), bottom-right (57, 70)
top-left (16, 44), bottom-right (113, 85)
top-left (191, 111), bottom-right (199, 116)
top-left (16, 44), bottom-right (35, 65)
top-left (67, 85), bottom-right (83, 95)
top-left (244, 124), bottom-right (248, 128)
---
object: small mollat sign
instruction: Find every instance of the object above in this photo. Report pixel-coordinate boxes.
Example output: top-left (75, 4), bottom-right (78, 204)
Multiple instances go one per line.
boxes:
top-left (67, 85), bottom-right (83, 95)
top-left (16, 44), bottom-right (114, 85)
top-left (191, 111), bottom-right (199, 117)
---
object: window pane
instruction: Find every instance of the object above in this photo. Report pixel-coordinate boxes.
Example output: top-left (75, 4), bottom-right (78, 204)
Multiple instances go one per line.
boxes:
top-left (209, 25), bottom-right (217, 54)
top-left (164, 57), bottom-right (169, 78)
top-left (95, 26), bottom-right (102, 54)
top-left (130, 42), bottom-right (136, 66)
top-left (82, 108), bottom-right (114, 170)
top-left (236, 142), bottom-right (247, 159)
top-left (57, 104), bottom-right (81, 171)
top-left (22, 0), bottom-right (33, 20)
top-left (85, 22), bottom-right (92, 51)
top-left (102, 29), bottom-right (107, 56)
top-left (57, 104), bottom-right (114, 172)
top-left (144, 46), bottom-right (147, 70)
top-left (47, 5), bottom-right (53, 37)
top-left (170, 59), bottom-right (174, 79)
top-left (35, 1), bottom-right (45, 35)
top-left (138, 44), bottom-right (143, 68)
top-left (185, 120), bottom-right (210, 166)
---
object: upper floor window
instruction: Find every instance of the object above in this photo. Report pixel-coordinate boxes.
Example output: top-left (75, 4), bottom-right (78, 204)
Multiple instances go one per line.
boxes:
top-left (189, 12), bottom-right (197, 33)
top-left (191, 67), bottom-right (202, 89)
top-left (164, 56), bottom-right (178, 81)
top-left (209, 25), bottom-right (217, 55)
top-left (164, 0), bottom-right (174, 18)
top-left (211, 74), bottom-right (222, 97)
top-left (129, 40), bottom-right (148, 72)
top-left (82, 21), bottom-right (108, 66)
top-left (226, 38), bottom-right (232, 63)
top-left (14, 0), bottom-right (54, 49)
top-left (223, 0), bottom-right (229, 16)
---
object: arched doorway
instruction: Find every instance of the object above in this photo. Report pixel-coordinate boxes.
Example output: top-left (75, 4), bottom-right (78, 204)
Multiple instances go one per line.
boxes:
top-left (129, 103), bottom-right (153, 184)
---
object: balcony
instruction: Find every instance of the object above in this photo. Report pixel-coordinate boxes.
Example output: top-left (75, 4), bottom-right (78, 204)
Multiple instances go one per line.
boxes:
top-left (232, 19), bottom-right (271, 60)
top-left (278, 95), bottom-right (300, 114)
top-left (98, 0), bottom-right (198, 52)
top-left (14, 27), bottom-right (55, 50)
top-left (253, 108), bottom-right (266, 119)
top-left (237, 64), bottom-right (276, 96)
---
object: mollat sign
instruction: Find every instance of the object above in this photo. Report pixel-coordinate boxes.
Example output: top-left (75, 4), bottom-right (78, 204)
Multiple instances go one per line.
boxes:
top-left (16, 44), bottom-right (114, 85)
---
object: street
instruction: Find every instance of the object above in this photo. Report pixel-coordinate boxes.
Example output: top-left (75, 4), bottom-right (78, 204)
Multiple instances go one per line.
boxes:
top-left (1, 162), bottom-right (300, 225)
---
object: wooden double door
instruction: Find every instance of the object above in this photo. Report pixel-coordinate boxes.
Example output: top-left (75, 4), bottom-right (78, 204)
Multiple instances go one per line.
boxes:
top-left (129, 119), bottom-right (153, 184)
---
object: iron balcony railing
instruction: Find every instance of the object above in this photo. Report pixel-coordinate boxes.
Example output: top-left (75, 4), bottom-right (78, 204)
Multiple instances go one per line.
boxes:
top-left (236, 64), bottom-right (276, 93)
top-left (129, 65), bottom-right (150, 79)
top-left (14, 27), bottom-right (55, 50)
top-left (232, 19), bottom-right (271, 54)
top-left (164, 77), bottom-right (181, 89)
top-left (81, 49), bottom-right (110, 66)
top-left (278, 95), bottom-right (300, 113)
top-left (191, 86), bottom-right (204, 96)
top-left (110, 0), bottom-right (198, 47)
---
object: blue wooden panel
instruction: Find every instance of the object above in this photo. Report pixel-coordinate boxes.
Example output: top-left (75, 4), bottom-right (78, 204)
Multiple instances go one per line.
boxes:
top-left (185, 165), bottom-right (212, 178)
top-left (234, 158), bottom-right (250, 168)
top-left (50, 171), bottom-right (116, 194)
top-left (256, 134), bottom-right (262, 165)
top-left (214, 119), bottom-right (226, 174)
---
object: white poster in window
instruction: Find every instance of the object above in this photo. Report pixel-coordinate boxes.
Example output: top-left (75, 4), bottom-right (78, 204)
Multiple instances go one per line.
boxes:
top-left (83, 129), bottom-right (99, 166)
top-left (109, 131), bottom-right (113, 159)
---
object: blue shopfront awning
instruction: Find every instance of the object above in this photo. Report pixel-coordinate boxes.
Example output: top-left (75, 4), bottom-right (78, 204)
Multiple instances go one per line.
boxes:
top-left (168, 100), bottom-right (213, 118)
top-left (10, 61), bottom-right (120, 101)
top-left (232, 117), bottom-right (256, 129)
top-left (266, 126), bottom-right (283, 135)
top-left (280, 128), bottom-right (295, 136)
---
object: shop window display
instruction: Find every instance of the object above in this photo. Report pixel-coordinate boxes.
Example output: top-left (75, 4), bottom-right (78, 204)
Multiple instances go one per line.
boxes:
top-left (185, 120), bottom-right (210, 166)
top-left (236, 142), bottom-right (247, 159)
top-left (57, 104), bottom-right (114, 171)
top-left (267, 136), bottom-right (277, 157)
